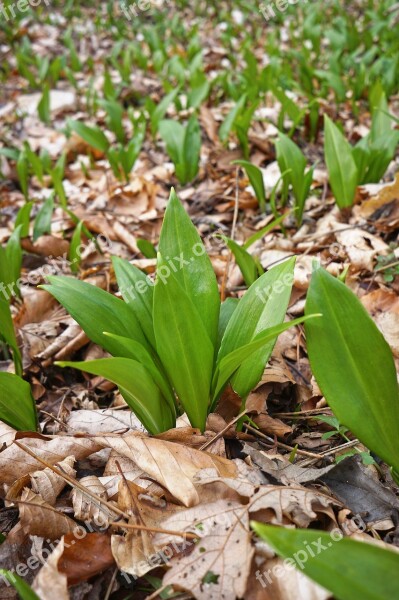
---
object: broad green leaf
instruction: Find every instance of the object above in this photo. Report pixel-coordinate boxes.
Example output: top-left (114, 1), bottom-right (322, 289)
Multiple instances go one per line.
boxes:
top-left (0, 296), bottom-right (22, 375)
top-left (305, 268), bottom-right (399, 472)
top-left (33, 194), bottom-right (54, 241)
top-left (69, 221), bottom-right (84, 273)
top-left (16, 151), bottom-right (29, 199)
top-left (324, 115), bottom-right (358, 208)
top-left (38, 84), bottom-right (50, 124)
top-left (0, 226), bottom-right (23, 299)
top-left (15, 202), bottom-right (33, 237)
top-left (251, 523), bottom-right (399, 600)
top-left (158, 119), bottom-right (185, 169)
top-left (184, 115), bottom-right (201, 183)
top-left (158, 189), bottom-right (220, 347)
top-left (276, 133), bottom-right (312, 224)
top-left (68, 120), bottom-right (109, 153)
top-left (213, 316), bottom-right (315, 402)
top-left (0, 373), bottom-right (37, 431)
top-left (41, 276), bottom-right (152, 356)
top-left (233, 160), bottom-right (266, 212)
top-left (217, 298), bottom-right (239, 351)
top-left (57, 358), bottom-right (174, 434)
top-left (103, 332), bottom-right (176, 415)
top-left (243, 213), bottom-right (289, 249)
top-left (149, 87), bottom-right (180, 136)
top-left (154, 263), bottom-right (214, 431)
top-left (0, 570), bottom-right (40, 600)
top-left (137, 239), bottom-right (157, 259)
top-left (99, 98), bottom-right (125, 144)
top-left (219, 94), bottom-right (247, 142)
top-left (223, 237), bottom-right (259, 287)
top-left (217, 257), bottom-right (295, 398)
top-left (112, 256), bottom-right (155, 348)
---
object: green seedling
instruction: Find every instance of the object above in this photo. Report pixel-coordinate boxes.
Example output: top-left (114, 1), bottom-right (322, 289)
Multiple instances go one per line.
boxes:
top-left (43, 190), bottom-right (317, 434)
top-left (159, 116), bottom-right (201, 185)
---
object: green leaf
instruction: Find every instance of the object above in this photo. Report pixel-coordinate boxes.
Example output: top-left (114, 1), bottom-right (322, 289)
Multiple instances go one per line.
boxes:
top-left (37, 84), bottom-right (50, 124)
top-left (15, 202), bottom-right (33, 238)
top-left (219, 94), bottom-right (247, 142)
top-left (251, 523), bottom-right (399, 600)
top-left (137, 239), bottom-right (157, 259)
top-left (112, 256), bottom-right (155, 349)
top-left (217, 298), bottom-right (239, 351)
top-left (0, 226), bottom-right (23, 300)
top-left (158, 189), bottom-right (220, 347)
top-left (0, 570), bottom-right (40, 600)
top-left (0, 373), bottom-right (37, 431)
top-left (184, 115), bottom-right (201, 183)
top-left (217, 257), bottom-right (295, 398)
top-left (149, 87), bottom-right (180, 136)
top-left (154, 262), bottom-right (214, 431)
top-left (243, 213), bottom-right (289, 249)
top-left (33, 195), bottom-right (54, 241)
top-left (56, 358), bottom-right (174, 434)
top-left (276, 133), bottom-right (312, 224)
top-left (233, 160), bottom-right (266, 212)
top-left (69, 221), bottom-right (84, 274)
top-left (0, 296), bottom-right (22, 375)
top-left (68, 120), bottom-right (110, 153)
top-left (158, 119), bottom-right (185, 169)
top-left (41, 276), bottom-right (152, 357)
top-left (17, 152), bottom-right (29, 200)
top-left (223, 237), bottom-right (259, 287)
top-left (324, 115), bottom-right (358, 208)
top-left (213, 316), bottom-right (315, 402)
top-left (305, 268), bottom-right (399, 472)
top-left (102, 332), bottom-right (176, 415)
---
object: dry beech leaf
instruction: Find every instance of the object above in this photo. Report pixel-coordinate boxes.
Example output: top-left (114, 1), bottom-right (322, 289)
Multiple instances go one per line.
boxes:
top-left (156, 499), bottom-right (253, 600)
top-left (66, 409), bottom-right (145, 435)
top-left (30, 456), bottom-right (76, 505)
top-left (93, 434), bottom-right (237, 507)
top-left (0, 437), bottom-right (101, 485)
top-left (245, 557), bottom-right (331, 600)
top-left (19, 489), bottom-right (78, 540)
top-left (0, 422), bottom-right (16, 448)
top-left (111, 479), bottom-right (182, 578)
top-left (249, 486), bottom-right (339, 528)
top-left (58, 532), bottom-right (115, 586)
top-left (33, 538), bottom-right (68, 600)
top-left (361, 289), bottom-right (399, 358)
top-left (71, 475), bottom-right (115, 525)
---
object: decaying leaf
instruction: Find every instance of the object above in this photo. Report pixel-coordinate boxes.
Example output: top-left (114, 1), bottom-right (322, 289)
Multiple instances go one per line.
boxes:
top-left (32, 538), bottom-right (68, 600)
top-left (19, 489), bottom-right (78, 540)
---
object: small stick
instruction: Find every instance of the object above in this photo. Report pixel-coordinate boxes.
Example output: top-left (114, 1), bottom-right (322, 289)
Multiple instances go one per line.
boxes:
top-left (243, 423), bottom-right (325, 460)
top-left (108, 522), bottom-right (198, 540)
top-left (199, 410), bottom-right (248, 451)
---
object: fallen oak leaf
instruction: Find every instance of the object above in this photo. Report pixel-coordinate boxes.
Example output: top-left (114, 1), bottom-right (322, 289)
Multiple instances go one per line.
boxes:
top-left (32, 538), bottom-right (68, 600)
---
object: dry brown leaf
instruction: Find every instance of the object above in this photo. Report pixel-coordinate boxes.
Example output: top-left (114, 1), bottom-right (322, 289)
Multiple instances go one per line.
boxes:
top-left (71, 475), bottom-right (115, 525)
top-left (30, 456), bottom-right (76, 505)
top-left (66, 409), bottom-right (145, 435)
top-left (157, 499), bottom-right (253, 600)
top-left (21, 235), bottom-right (70, 258)
top-left (357, 174), bottom-right (399, 231)
top-left (19, 489), bottom-right (78, 539)
top-left (361, 289), bottom-right (399, 357)
top-left (335, 228), bottom-right (388, 271)
top-left (58, 532), bottom-right (115, 586)
top-left (93, 433), bottom-right (237, 507)
top-left (0, 436), bottom-right (101, 485)
top-left (32, 538), bottom-right (68, 600)
top-left (245, 557), bottom-right (331, 600)
top-left (249, 486), bottom-right (339, 528)
top-left (0, 422), bottom-right (16, 448)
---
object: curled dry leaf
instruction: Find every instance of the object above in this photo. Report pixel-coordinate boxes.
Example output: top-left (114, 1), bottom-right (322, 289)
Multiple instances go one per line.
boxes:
top-left (33, 538), bottom-right (68, 600)
top-left (93, 434), bottom-right (237, 507)
top-left (30, 456), bottom-right (76, 505)
top-left (19, 489), bottom-right (78, 540)
top-left (249, 486), bottom-right (339, 528)
top-left (0, 437), bottom-right (101, 485)
top-left (0, 422), bottom-right (16, 448)
top-left (71, 475), bottom-right (115, 525)
top-left (157, 499), bottom-right (253, 600)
